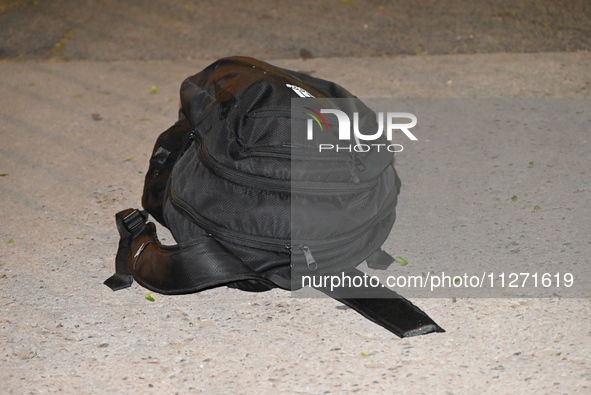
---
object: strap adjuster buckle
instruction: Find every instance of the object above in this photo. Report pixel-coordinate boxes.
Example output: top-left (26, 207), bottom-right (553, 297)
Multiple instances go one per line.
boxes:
top-left (124, 209), bottom-right (145, 231)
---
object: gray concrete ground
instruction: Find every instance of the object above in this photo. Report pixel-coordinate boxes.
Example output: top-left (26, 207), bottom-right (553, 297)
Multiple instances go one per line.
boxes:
top-left (1, 1), bottom-right (591, 394)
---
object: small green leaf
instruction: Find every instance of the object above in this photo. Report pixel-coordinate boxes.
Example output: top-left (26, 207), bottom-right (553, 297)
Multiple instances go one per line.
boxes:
top-left (6, 239), bottom-right (14, 244)
top-left (454, 278), bottom-right (461, 285)
top-left (533, 205), bottom-right (541, 210)
top-left (511, 195), bottom-right (518, 202)
top-left (145, 294), bottom-right (155, 302)
top-left (395, 256), bottom-right (408, 266)
top-left (0, 174), bottom-right (8, 177)
top-left (124, 156), bottom-right (134, 162)
top-left (528, 161), bottom-right (534, 166)
top-left (360, 350), bottom-right (367, 356)
top-left (150, 85), bottom-right (158, 94)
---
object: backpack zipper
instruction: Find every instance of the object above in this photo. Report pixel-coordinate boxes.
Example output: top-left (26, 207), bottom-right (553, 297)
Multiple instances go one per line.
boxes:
top-left (246, 107), bottom-right (370, 176)
top-left (168, 182), bottom-right (398, 272)
top-left (247, 146), bottom-right (365, 184)
top-left (169, 185), bottom-right (317, 271)
top-left (247, 146), bottom-right (351, 161)
top-left (169, 185), bottom-right (289, 250)
top-left (197, 142), bottom-right (377, 194)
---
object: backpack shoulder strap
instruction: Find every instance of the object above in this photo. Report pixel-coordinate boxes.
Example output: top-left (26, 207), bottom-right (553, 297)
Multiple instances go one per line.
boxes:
top-left (141, 114), bottom-right (192, 226)
top-left (104, 209), bottom-right (271, 294)
top-left (104, 209), bottom-right (444, 337)
top-left (315, 268), bottom-right (445, 338)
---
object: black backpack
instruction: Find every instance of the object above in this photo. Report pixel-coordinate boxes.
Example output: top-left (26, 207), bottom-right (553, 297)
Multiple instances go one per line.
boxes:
top-left (104, 56), bottom-right (443, 338)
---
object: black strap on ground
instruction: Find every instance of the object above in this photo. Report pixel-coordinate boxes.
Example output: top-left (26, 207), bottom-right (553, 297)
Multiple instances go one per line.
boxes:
top-left (104, 208), bottom-right (270, 294)
top-left (104, 208), bottom-right (444, 338)
top-left (103, 209), bottom-right (144, 291)
top-left (314, 268), bottom-right (445, 338)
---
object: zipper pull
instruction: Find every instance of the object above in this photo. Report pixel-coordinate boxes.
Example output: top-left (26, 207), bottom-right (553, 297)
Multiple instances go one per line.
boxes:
top-left (300, 245), bottom-right (317, 271)
top-left (182, 131), bottom-right (198, 154)
top-left (348, 153), bottom-right (362, 184)
top-left (353, 153), bottom-right (366, 171)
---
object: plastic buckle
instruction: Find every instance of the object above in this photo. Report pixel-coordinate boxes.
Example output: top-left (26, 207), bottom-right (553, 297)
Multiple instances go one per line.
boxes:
top-left (122, 209), bottom-right (146, 236)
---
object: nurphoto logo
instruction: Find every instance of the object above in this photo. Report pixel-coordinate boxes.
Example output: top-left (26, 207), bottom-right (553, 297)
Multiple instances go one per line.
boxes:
top-left (305, 108), bottom-right (417, 153)
top-left (287, 85), bottom-right (418, 153)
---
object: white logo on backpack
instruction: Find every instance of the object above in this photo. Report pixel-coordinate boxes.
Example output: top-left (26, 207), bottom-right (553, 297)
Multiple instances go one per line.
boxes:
top-left (286, 84), bottom-right (314, 98)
